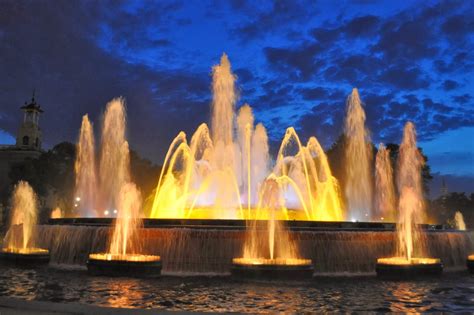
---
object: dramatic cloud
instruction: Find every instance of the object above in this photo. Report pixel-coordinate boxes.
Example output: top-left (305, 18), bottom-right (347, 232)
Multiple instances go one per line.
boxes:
top-left (0, 0), bottom-right (472, 190)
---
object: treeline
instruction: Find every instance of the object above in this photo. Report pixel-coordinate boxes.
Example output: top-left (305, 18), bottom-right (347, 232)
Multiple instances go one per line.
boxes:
top-left (0, 142), bottom-right (161, 222)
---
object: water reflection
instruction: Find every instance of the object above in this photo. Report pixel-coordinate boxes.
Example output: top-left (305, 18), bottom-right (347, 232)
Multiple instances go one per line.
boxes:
top-left (0, 265), bottom-right (472, 312)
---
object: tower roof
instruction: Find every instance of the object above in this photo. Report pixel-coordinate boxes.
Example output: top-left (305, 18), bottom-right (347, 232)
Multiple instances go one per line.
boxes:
top-left (20, 92), bottom-right (44, 113)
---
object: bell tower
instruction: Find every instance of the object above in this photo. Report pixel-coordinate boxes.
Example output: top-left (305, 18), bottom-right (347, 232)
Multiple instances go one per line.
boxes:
top-left (16, 91), bottom-right (44, 150)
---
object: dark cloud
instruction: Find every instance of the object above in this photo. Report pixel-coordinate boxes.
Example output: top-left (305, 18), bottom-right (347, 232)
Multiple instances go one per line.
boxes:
top-left (379, 67), bottom-right (430, 90)
top-left (343, 15), bottom-right (380, 37)
top-left (264, 44), bottom-right (324, 80)
top-left (0, 0), bottom-right (472, 182)
top-left (0, 0), bottom-right (208, 161)
top-left (299, 87), bottom-right (328, 101)
top-left (230, 0), bottom-right (315, 42)
top-left (452, 94), bottom-right (472, 105)
top-left (442, 79), bottom-right (460, 91)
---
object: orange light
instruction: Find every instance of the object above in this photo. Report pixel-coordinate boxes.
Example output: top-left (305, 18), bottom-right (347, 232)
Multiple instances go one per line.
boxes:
top-left (377, 257), bottom-right (440, 265)
top-left (89, 253), bottom-right (160, 262)
top-left (2, 247), bottom-right (49, 255)
top-left (232, 257), bottom-right (312, 266)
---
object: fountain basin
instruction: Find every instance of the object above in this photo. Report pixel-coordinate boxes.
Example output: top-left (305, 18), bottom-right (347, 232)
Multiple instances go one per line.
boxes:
top-left (231, 258), bottom-right (313, 280)
top-left (376, 257), bottom-right (443, 278)
top-left (467, 255), bottom-right (474, 273)
top-left (0, 247), bottom-right (50, 265)
top-left (87, 253), bottom-right (162, 277)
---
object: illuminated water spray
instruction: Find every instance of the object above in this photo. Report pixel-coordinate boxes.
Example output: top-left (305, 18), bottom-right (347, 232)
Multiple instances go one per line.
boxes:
top-left (376, 122), bottom-right (441, 274)
top-left (109, 183), bottom-right (142, 257)
top-left (374, 144), bottom-right (396, 221)
top-left (150, 53), bottom-right (343, 221)
top-left (74, 114), bottom-right (97, 216)
top-left (344, 88), bottom-right (373, 221)
top-left (397, 122), bottom-right (425, 260)
top-left (99, 98), bottom-right (130, 210)
top-left (2, 181), bottom-right (47, 254)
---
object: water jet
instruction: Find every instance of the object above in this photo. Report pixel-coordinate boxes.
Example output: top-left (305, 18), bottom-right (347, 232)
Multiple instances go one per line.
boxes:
top-left (231, 178), bottom-right (313, 279)
top-left (87, 183), bottom-right (162, 277)
top-left (1, 181), bottom-right (50, 265)
top-left (376, 123), bottom-right (443, 278)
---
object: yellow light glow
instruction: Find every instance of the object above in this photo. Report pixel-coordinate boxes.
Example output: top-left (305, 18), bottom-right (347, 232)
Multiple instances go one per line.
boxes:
top-left (232, 257), bottom-right (312, 266)
top-left (89, 253), bottom-right (160, 262)
top-left (2, 247), bottom-right (49, 255)
top-left (468, 255), bottom-right (474, 261)
top-left (377, 257), bottom-right (440, 265)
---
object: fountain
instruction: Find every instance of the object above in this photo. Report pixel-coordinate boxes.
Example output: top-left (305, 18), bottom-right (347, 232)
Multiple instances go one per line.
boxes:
top-left (231, 178), bottom-right (313, 279)
top-left (74, 114), bottom-right (98, 217)
top-left (344, 88), bottom-right (373, 221)
top-left (376, 122), bottom-right (443, 277)
top-left (73, 98), bottom-right (130, 217)
top-left (149, 53), bottom-right (342, 221)
top-left (1, 181), bottom-right (49, 264)
top-left (87, 182), bottom-right (161, 277)
top-left (41, 54), bottom-right (473, 276)
top-left (374, 143), bottom-right (396, 221)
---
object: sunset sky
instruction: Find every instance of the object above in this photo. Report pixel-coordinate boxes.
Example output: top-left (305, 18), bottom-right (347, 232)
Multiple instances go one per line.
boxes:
top-left (0, 0), bottom-right (472, 196)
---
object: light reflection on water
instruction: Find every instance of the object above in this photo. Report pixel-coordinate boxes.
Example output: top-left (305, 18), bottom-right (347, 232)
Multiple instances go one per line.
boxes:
top-left (0, 265), bottom-right (472, 312)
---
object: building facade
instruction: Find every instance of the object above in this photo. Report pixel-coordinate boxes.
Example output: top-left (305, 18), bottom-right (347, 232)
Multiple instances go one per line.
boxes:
top-left (0, 94), bottom-right (44, 197)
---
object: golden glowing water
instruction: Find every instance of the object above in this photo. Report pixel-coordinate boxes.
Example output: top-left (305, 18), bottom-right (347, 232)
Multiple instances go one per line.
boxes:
top-left (377, 257), bottom-right (440, 266)
top-left (232, 257), bottom-right (312, 266)
top-left (344, 88), bottom-right (373, 220)
top-left (5, 181), bottom-right (39, 250)
top-left (149, 54), bottom-right (343, 222)
top-left (75, 114), bottom-right (97, 216)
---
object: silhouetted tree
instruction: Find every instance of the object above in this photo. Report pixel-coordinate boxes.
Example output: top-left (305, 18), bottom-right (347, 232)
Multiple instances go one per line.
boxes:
top-left (5, 142), bottom-right (161, 221)
top-left (325, 135), bottom-right (433, 213)
top-left (428, 192), bottom-right (474, 228)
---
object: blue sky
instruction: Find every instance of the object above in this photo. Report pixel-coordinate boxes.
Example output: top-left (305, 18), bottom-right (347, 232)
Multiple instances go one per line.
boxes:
top-left (0, 0), bottom-right (473, 196)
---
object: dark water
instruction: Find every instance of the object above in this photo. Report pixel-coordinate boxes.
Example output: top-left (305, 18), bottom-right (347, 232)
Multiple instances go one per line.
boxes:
top-left (0, 265), bottom-right (473, 313)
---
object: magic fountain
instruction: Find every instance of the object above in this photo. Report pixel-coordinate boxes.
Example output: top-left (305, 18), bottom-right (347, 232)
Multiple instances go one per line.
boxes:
top-left (376, 122), bottom-right (443, 277)
top-left (149, 54), bottom-right (342, 222)
top-left (39, 53), bottom-right (473, 277)
top-left (1, 181), bottom-right (49, 264)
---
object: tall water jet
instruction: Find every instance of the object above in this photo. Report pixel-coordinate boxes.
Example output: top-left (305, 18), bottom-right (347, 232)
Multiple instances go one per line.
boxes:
top-left (1, 181), bottom-right (49, 263)
top-left (74, 114), bottom-right (98, 217)
top-left (374, 143), bottom-right (396, 222)
top-left (396, 122), bottom-right (425, 260)
top-left (344, 88), bottom-right (373, 221)
top-left (250, 123), bottom-right (270, 204)
top-left (232, 178), bottom-right (313, 279)
top-left (99, 98), bottom-right (130, 212)
top-left (211, 53), bottom-right (236, 147)
top-left (88, 182), bottom-right (161, 276)
top-left (236, 104), bottom-right (254, 208)
top-left (376, 122), bottom-right (442, 277)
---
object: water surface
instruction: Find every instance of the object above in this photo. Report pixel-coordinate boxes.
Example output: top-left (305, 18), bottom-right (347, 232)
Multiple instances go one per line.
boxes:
top-left (0, 265), bottom-right (472, 313)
